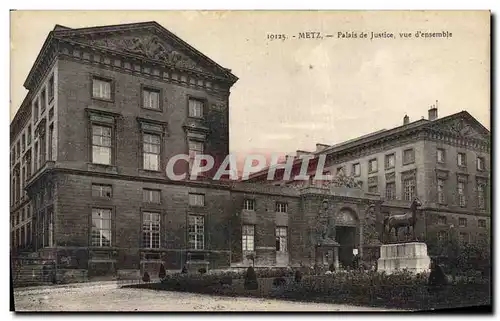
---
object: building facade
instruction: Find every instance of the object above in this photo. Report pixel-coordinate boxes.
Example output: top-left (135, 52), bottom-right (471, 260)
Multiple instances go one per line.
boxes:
top-left (10, 22), bottom-right (490, 278)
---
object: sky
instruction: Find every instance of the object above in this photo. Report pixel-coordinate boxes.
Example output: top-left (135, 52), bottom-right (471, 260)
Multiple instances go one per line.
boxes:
top-left (10, 11), bottom-right (490, 159)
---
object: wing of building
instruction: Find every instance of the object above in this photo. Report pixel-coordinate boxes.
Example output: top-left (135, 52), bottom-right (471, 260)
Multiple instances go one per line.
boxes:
top-left (10, 21), bottom-right (490, 282)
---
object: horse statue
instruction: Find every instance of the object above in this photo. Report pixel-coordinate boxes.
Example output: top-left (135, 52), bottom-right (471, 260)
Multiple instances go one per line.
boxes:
top-left (383, 198), bottom-right (422, 242)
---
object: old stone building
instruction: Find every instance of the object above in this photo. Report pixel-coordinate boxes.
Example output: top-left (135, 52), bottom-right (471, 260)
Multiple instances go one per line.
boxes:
top-left (10, 21), bottom-right (490, 278)
top-left (250, 108), bottom-right (491, 250)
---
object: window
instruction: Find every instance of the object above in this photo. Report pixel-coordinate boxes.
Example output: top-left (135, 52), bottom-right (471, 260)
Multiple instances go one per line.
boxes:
top-left (352, 163), bottom-right (361, 176)
top-left (92, 77), bottom-right (112, 100)
top-left (26, 222), bottom-right (32, 247)
top-left (459, 217), bottom-right (467, 227)
top-left (188, 98), bottom-right (204, 118)
top-left (189, 193), bottom-right (205, 207)
top-left (368, 159), bottom-right (378, 173)
top-left (368, 185), bottom-right (378, 194)
top-left (92, 125), bottom-right (112, 165)
top-left (33, 100), bottom-right (39, 123)
top-left (477, 157), bottom-right (485, 171)
top-left (336, 167), bottom-right (344, 176)
top-left (276, 226), bottom-right (288, 252)
top-left (41, 89), bottom-right (46, 113)
top-left (403, 178), bottom-right (416, 201)
top-left (477, 182), bottom-right (486, 209)
top-left (48, 75), bottom-right (54, 102)
top-left (457, 153), bottom-right (466, 167)
top-left (188, 140), bottom-right (204, 172)
top-left (243, 199), bottom-right (255, 211)
top-left (91, 208), bottom-right (112, 247)
top-left (48, 124), bottom-right (55, 161)
top-left (143, 189), bottom-right (161, 204)
top-left (438, 216), bottom-right (447, 225)
top-left (385, 182), bottom-right (395, 200)
top-left (92, 184), bottom-right (112, 198)
top-left (275, 202), bottom-right (288, 213)
top-left (143, 88), bottom-right (160, 110)
top-left (188, 215), bottom-right (204, 250)
top-left (21, 134), bottom-right (26, 152)
top-left (437, 179), bottom-right (445, 204)
top-left (403, 149), bottom-right (415, 165)
top-left (437, 149), bottom-right (445, 163)
top-left (27, 125), bottom-right (32, 145)
top-left (478, 219), bottom-right (486, 228)
top-left (16, 141), bottom-right (20, 159)
top-left (142, 212), bottom-right (160, 249)
top-left (459, 232), bottom-right (469, 244)
top-left (457, 182), bottom-right (466, 207)
top-left (39, 131), bottom-right (46, 166)
top-left (143, 133), bottom-right (161, 171)
top-left (242, 225), bottom-right (255, 251)
top-left (437, 230), bottom-right (448, 242)
top-left (385, 154), bottom-right (395, 169)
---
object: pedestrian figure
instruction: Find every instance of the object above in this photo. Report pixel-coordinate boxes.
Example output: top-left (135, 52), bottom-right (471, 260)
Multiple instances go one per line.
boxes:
top-left (428, 259), bottom-right (448, 297)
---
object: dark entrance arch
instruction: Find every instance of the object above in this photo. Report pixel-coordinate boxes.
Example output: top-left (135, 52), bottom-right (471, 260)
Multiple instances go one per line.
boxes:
top-left (335, 208), bottom-right (358, 269)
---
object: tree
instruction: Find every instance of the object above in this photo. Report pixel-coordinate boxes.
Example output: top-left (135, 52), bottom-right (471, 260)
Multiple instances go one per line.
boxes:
top-left (158, 264), bottom-right (166, 279)
top-left (244, 266), bottom-right (258, 290)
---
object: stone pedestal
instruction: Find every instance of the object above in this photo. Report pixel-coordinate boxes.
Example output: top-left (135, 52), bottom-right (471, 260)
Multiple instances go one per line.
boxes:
top-left (377, 242), bottom-right (430, 274)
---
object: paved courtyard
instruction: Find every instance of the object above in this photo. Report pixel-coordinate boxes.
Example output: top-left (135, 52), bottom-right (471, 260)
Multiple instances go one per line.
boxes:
top-left (14, 282), bottom-right (395, 312)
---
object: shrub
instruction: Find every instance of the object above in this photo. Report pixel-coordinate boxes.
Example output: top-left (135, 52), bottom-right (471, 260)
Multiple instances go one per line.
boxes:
top-left (158, 264), bottom-right (166, 279)
top-left (244, 266), bottom-right (258, 290)
top-left (294, 270), bottom-right (303, 283)
top-left (142, 271), bottom-right (150, 283)
top-left (329, 263), bottom-right (335, 272)
top-left (273, 277), bottom-right (287, 287)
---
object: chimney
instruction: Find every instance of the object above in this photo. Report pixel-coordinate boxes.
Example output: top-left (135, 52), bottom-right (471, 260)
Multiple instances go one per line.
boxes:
top-left (428, 100), bottom-right (438, 121)
top-left (403, 114), bottom-right (410, 125)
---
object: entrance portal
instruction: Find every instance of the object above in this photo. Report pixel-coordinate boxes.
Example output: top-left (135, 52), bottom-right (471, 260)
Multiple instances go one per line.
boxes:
top-left (336, 226), bottom-right (356, 269)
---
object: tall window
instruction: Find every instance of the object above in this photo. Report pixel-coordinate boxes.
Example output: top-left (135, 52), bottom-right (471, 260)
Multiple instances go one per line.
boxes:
top-left (385, 153), bottom-right (395, 169)
top-left (352, 163), bottom-right (361, 176)
top-left (48, 75), bottom-right (54, 102)
top-left (438, 215), bottom-right (447, 225)
top-left (143, 133), bottom-right (160, 171)
top-left (478, 219), bottom-right (486, 228)
top-left (27, 125), bottom-right (32, 146)
top-left (275, 202), bottom-right (288, 213)
top-left (91, 208), bottom-right (112, 247)
top-left (142, 212), bottom-right (160, 249)
top-left (33, 100), bottom-right (39, 123)
top-left (143, 189), bottom-right (161, 204)
top-left (403, 149), bottom-right (415, 165)
top-left (21, 134), bottom-right (26, 152)
top-left (41, 89), bottom-right (46, 113)
top-left (16, 141), bottom-right (20, 159)
top-left (459, 217), bottom-right (467, 227)
top-left (459, 232), bottom-right (469, 244)
top-left (457, 182), bottom-right (466, 207)
top-left (92, 184), bottom-right (112, 198)
top-left (242, 225), bottom-right (255, 251)
top-left (368, 159), bottom-right (378, 173)
top-left (34, 142), bottom-right (39, 172)
top-left (92, 77), bottom-right (112, 100)
top-left (437, 179), bottom-right (445, 204)
top-left (188, 98), bottom-right (204, 118)
top-left (189, 193), bottom-right (205, 207)
top-left (457, 153), bottom-right (466, 167)
top-left (275, 226), bottom-right (288, 252)
top-left (437, 230), bottom-right (448, 242)
top-left (143, 88), bottom-right (160, 110)
top-left (368, 185), bottom-right (378, 194)
top-left (243, 199), bottom-right (255, 211)
top-left (476, 157), bottom-right (485, 171)
top-left (437, 149), bottom-right (445, 163)
top-left (39, 132), bottom-right (46, 166)
top-left (403, 178), bottom-right (416, 201)
top-left (385, 182), bottom-right (395, 200)
top-left (477, 182), bottom-right (486, 209)
top-left (48, 124), bottom-right (55, 161)
top-left (92, 125), bottom-right (112, 165)
top-left (188, 140), bottom-right (204, 172)
top-left (188, 215), bottom-right (204, 250)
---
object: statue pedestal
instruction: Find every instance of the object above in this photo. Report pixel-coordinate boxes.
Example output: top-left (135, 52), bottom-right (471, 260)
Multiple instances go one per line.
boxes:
top-left (315, 240), bottom-right (340, 270)
top-left (377, 242), bottom-right (430, 274)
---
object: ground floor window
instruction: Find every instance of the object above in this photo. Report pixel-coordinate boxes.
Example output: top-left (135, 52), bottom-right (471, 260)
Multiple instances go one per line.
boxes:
top-left (276, 226), bottom-right (288, 252)
top-left (91, 208), bottom-right (112, 247)
top-left (242, 225), bottom-right (255, 251)
top-left (188, 215), bottom-right (204, 250)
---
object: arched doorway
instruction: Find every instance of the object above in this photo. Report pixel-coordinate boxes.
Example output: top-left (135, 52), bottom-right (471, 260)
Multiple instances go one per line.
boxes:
top-left (335, 208), bottom-right (358, 269)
